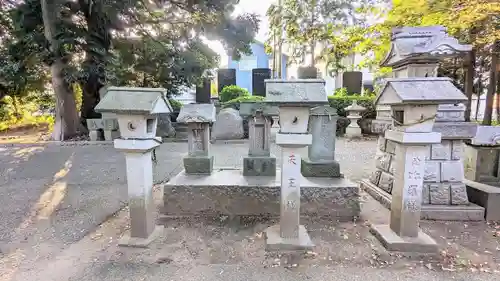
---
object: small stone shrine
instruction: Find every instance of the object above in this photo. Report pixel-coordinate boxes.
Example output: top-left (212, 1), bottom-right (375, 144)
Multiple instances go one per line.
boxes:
top-left (344, 101), bottom-right (365, 138)
top-left (301, 105), bottom-right (342, 178)
top-left (363, 26), bottom-right (483, 221)
top-left (163, 81), bottom-right (359, 222)
top-left (95, 87), bottom-right (172, 247)
top-left (369, 77), bottom-right (465, 253)
top-left (264, 79), bottom-right (329, 251)
top-left (239, 102), bottom-right (277, 176)
top-left (464, 126), bottom-right (500, 221)
top-left (177, 103), bottom-right (216, 175)
top-left (87, 86), bottom-right (120, 141)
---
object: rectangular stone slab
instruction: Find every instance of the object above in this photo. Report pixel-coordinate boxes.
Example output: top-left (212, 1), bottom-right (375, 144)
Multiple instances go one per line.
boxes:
top-left (465, 179), bottom-right (500, 221)
top-left (162, 168), bottom-right (359, 221)
top-left (370, 224), bottom-right (438, 253)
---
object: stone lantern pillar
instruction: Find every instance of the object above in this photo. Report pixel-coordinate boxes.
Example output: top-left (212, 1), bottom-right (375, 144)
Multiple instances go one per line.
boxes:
top-left (177, 103), bottom-right (216, 175)
top-left (344, 100), bottom-right (365, 138)
top-left (95, 87), bottom-right (173, 247)
top-left (263, 79), bottom-right (328, 251)
top-left (370, 77), bottom-right (468, 253)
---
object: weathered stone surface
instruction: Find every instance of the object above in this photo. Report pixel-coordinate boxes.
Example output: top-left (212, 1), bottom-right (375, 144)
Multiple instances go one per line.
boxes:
top-left (386, 140), bottom-right (396, 155)
top-left (451, 140), bottom-right (464, 160)
top-left (441, 161), bottom-right (464, 182)
top-left (429, 184), bottom-right (450, 205)
top-left (431, 141), bottom-right (451, 160)
top-left (471, 125), bottom-right (500, 145)
top-left (370, 170), bottom-right (382, 185)
top-left (432, 122), bottom-right (478, 139)
top-left (466, 179), bottom-right (500, 221)
top-left (87, 119), bottom-right (104, 130)
top-left (377, 137), bottom-right (387, 152)
top-left (424, 161), bottom-right (440, 183)
top-left (156, 114), bottom-right (176, 138)
top-left (422, 184), bottom-right (430, 204)
top-left (450, 183), bottom-right (469, 205)
top-left (103, 119), bottom-right (119, 130)
top-left (376, 154), bottom-right (392, 172)
top-left (379, 172), bottom-right (394, 193)
top-left (163, 169), bottom-right (360, 221)
top-left (183, 156), bottom-right (214, 175)
top-left (243, 156), bottom-right (276, 176)
top-left (212, 108), bottom-right (244, 140)
top-left (388, 157), bottom-right (396, 175)
top-left (301, 159), bottom-right (342, 178)
top-left (425, 145), bottom-right (431, 160)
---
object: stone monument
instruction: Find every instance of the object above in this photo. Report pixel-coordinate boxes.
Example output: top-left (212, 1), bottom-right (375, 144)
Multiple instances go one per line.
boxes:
top-left (239, 102), bottom-right (277, 176)
top-left (344, 101), bottom-right (365, 138)
top-left (301, 105), bottom-right (342, 178)
top-left (95, 87), bottom-right (173, 247)
top-left (87, 86), bottom-right (120, 141)
top-left (263, 79), bottom-right (328, 251)
top-left (464, 126), bottom-right (500, 221)
top-left (370, 77), bottom-right (466, 253)
top-left (177, 103), bottom-right (216, 175)
top-left (363, 26), bottom-right (483, 221)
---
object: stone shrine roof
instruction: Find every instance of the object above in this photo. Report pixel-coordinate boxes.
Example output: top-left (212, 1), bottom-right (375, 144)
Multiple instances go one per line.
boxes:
top-left (310, 105), bottom-right (338, 116)
top-left (95, 87), bottom-right (172, 114)
top-left (264, 79), bottom-right (328, 106)
top-left (375, 77), bottom-right (467, 105)
top-left (177, 103), bottom-right (216, 123)
top-left (239, 102), bottom-right (279, 117)
top-left (381, 26), bottom-right (472, 67)
top-left (344, 101), bottom-right (366, 112)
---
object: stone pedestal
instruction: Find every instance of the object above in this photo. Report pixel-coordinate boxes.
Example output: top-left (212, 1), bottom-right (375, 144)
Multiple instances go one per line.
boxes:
top-left (370, 131), bottom-right (440, 253)
top-left (87, 118), bottom-right (119, 141)
top-left (243, 113), bottom-right (276, 176)
top-left (103, 119), bottom-right (120, 141)
top-left (118, 144), bottom-right (163, 247)
top-left (265, 133), bottom-right (314, 251)
top-left (301, 105), bottom-right (341, 178)
top-left (87, 119), bottom-right (104, 141)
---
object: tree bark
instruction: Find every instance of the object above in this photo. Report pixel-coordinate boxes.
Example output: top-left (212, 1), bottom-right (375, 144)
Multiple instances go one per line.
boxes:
top-left (482, 46), bottom-right (498, 125)
top-left (41, 0), bottom-right (79, 140)
top-left (464, 50), bottom-right (475, 122)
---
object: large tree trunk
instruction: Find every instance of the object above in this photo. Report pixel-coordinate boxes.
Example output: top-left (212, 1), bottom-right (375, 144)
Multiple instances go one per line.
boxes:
top-left (483, 44), bottom-right (499, 125)
top-left (464, 50), bottom-right (475, 122)
top-left (41, 0), bottom-right (79, 140)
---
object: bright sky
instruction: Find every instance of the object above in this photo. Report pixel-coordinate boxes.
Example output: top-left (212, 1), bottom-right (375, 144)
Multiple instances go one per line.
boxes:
top-left (206, 0), bottom-right (274, 66)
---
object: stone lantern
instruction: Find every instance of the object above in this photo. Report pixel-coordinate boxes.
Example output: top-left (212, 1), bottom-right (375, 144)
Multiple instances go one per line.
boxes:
top-left (370, 77), bottom-right (466, 253)
top-left (344, 101), bottom-right (365, 138)
top-left (95, 87), bottom-right (172, 247)
top-left (263, 79), bottom-right (328, 251)
top-left (177, 103), bottom-right (216, 175)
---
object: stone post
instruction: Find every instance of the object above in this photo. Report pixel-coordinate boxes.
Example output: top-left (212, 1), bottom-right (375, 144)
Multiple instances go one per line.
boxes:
top-left (263, 79), bottom-right (328, 251)
top-left (94, 87), bottom-right (174, 247)
top-left (344, 101), bottom-right (365, 138)
top-left (177, 104), bottom-right (216, 175)
top-left (301, 105), bottom-right (342, 178)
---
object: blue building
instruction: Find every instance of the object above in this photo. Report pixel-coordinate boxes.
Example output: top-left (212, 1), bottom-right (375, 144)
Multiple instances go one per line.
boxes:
top-left (227, 41), bottom-right (288, 94)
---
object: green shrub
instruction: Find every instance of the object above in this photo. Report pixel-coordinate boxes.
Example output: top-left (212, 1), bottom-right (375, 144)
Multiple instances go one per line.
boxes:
top-left (328, 95), bottom-right (376, 118)
top-left (219, 85), bottom-right (250, 103)
top-left (168, 98), bottom-right (183, 112)
top-left (222, 95), bottom-right (265, 110)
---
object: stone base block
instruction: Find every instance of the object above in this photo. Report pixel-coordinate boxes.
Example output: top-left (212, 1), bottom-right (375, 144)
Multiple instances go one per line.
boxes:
top-left (265, 224), bottom-right (314, 251)
top-left (89, 130), bottom-right (102, 141)
top-left (243, 156), bottom-right (276, 176)
top-left (301, 159), bottom-right (342, 178)
top-left (104, 130), bottom-right (120, 141)
top-left (118, 225), bottom-right (164, 248)
top-left (465, 179), bottom-right (500, 221)
top-left (345, 126), bottom-right (363, 138)
top-left (370, 224), bottom-right (438, 253)
top-left (360, 179), bottom-right (485, 221)
top-left (162, 168), bottom-right (359, 221)
top-left (183, 156), bottom-right (214, 175)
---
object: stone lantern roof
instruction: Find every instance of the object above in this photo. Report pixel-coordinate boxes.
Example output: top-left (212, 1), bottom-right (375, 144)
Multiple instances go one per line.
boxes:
top-left (95, 87), bottom-right (173, 115)
top-left (381, 26), bottom-right (472, 68)
top-left (264, 79), bottom-right (328, 106)
top-left (375, 77), bottom-right (467, 105)
top-left (344, 100), bottom-right (366, 112)
top-left (176, 103), bottom-right (216, 123)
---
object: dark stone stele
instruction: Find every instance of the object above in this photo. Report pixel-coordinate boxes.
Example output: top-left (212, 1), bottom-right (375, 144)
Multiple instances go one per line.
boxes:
top-left (342, 71), bottom-right (363, 94)
top-left (252, 68), bottom-right (271, 97)
top-left (217, 68), bottom-right (236, 93)
top-left (297, 66), bottom-right (318, 79)
top-left (301, 160), bottom-right (342, 178)
top-left (195, 78), bottom-right (211, 104)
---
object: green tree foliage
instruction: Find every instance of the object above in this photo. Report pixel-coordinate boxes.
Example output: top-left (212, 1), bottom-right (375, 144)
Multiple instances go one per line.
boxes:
top-left (219, 85), bottom-right (250, 103)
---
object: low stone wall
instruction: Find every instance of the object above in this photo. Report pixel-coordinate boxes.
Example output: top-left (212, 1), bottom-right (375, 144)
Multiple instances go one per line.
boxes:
top-left (162, 168), bottom-right (360, 221)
